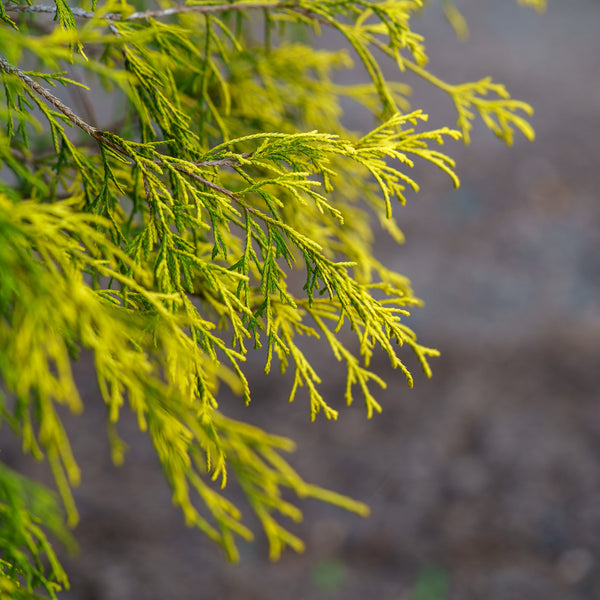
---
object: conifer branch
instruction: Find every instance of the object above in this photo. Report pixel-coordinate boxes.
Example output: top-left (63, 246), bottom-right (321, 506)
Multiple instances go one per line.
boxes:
top-left (4, 1), bottom-right (94, 18)
top-left (4, 1), bottom-right (287, 21)
top-left (196, 152), bottom-right (253, 168)
top-left (0, 55), bottom-right (252, 182)
top-left (117, 1), bottom-right (281, 21)
top-left (0, 0), bottom-right (542, 590)
top-left (373, 44), bottom-right (535, 145)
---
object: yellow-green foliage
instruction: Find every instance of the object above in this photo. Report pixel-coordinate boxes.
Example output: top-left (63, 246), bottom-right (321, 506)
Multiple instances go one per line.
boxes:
top-left (0, 0), bottom-right (541, 594)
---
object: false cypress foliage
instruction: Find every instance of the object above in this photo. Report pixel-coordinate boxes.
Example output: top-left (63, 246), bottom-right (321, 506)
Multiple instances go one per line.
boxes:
top-left (0, 0), bottom-right (543, 596)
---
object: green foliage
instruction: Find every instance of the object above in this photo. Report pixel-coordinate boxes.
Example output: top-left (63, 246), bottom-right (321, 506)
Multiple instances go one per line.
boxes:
top-left (0, 464), bottom-right (74, 599)
top-left (0, 0), bottom-right (542, 595)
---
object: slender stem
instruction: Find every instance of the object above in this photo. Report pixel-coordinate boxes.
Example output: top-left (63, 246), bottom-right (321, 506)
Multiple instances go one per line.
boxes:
top-left (4, 3), bottom-right (95, 17)
top-left (0, 57), bottom-right (101, 139)
top-left (173, 166), bottom-right (239, 202)
top-left (368, 36), bottom-right (455, 95)
top-left (0, 56), bottom-right (139, 163)
top-left (4, 1), bottom-right (291, 22)
top-left (121, 2), bottom-right (283, 21)
top-left (403, 58), bottom-right (453, 94)
top-left (195, 153), bottom-right (253, 168)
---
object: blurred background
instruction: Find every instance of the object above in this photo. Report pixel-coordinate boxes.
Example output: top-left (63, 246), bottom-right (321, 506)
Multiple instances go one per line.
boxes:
top-left (10, 1), bottom-right (600, 598)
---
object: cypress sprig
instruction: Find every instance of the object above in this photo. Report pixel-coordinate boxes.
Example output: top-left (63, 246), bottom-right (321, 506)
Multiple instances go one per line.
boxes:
top-left (0, 0), bottom-right (540, 594)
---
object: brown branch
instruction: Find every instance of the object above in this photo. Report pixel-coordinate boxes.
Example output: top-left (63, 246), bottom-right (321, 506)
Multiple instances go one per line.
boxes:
top-left (172, 166), bottom-right (239, 202)
top-left (4, 1), bottom-right (292, 22)
top-left (0, 57), bottom-right (100, 139)
top-left (0, 56), bottom-right (139, 166)
top-left (119, 2), bottom-right (284, 21)
top-left (195, 153), bottom-right (253, 168)
top-left (4, 3), bottom-right (95, 18)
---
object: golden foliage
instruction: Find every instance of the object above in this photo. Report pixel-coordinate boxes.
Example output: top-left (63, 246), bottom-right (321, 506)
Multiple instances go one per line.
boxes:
top-left (0, 0), bottom-right (539, 592)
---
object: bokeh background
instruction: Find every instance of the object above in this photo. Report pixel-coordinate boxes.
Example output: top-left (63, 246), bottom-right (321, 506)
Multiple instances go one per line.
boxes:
top-left (8, 1), bottom-right (600, 598)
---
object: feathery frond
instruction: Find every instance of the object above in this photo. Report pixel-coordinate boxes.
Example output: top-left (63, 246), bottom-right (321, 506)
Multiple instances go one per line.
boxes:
top-left (0, 0), bottom-right (539, 593)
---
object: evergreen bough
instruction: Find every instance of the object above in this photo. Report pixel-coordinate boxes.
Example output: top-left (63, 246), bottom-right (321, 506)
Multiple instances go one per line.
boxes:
top-left (0, 0), bottom-right (543, 596)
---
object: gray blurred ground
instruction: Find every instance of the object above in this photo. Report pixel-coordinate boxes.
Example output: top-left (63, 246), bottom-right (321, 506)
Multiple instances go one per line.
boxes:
top-left (13, 1), bottom-right (600, 599)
